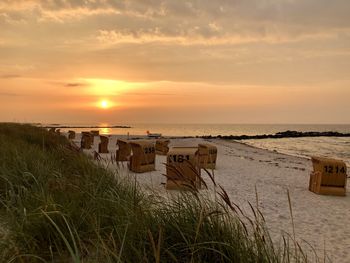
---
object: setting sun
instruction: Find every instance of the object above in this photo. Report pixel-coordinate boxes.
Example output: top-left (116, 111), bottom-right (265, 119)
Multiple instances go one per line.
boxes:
top-left (100, 100), bottom-right (109, 109)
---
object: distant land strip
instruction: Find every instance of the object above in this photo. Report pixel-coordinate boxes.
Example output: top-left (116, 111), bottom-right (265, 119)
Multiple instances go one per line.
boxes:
top-left (41, 125), bottom-right (131, 129)
top-left (201, 130), bottom-right (350, 140)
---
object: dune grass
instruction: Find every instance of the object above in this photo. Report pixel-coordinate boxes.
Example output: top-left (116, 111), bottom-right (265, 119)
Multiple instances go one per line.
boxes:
top-left (0, 123), bottom-right (313, 262)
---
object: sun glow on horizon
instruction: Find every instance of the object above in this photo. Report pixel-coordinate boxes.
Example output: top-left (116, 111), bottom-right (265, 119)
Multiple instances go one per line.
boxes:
top-left (83, 78), bottom-right (145, 97)
top-left (99, 100), bottom-right (110, 109)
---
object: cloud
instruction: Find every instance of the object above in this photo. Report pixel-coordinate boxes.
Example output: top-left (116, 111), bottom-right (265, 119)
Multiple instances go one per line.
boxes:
top-left (96, 27), bottom-right (342, 46)
top-left (124, 92), bottom-right (175, 96)
top-left (0, 74), bottom-right (21, 79)
top-left (0, 92), bottom-right (21, 97)
top-left (2, 0), bottom-right (350, 32)
top-left (1, 0), bottom-right (349, 85)
top-left (64, 82), bottom-right (89, 87)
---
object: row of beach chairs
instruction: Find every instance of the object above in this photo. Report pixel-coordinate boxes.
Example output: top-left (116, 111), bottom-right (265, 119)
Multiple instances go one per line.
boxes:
top-left (115, 139), bottom-right (347, 194)
top-left (124, 140), bottom-right (217, 190)
top-left (66, 130), bottom-right (348, 195)
top-left (68, 130), bottom-right (218, 190)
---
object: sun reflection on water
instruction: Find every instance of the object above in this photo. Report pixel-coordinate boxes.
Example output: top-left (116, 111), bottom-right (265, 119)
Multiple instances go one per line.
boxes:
top-left (100, 127), bottom-right (111, 135)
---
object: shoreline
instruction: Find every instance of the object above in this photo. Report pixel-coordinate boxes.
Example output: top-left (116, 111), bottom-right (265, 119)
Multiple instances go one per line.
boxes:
top-left (201, 130), bottom-right (350, 140)
top-left (227, 138), bottom-right (312, 161)
top-left (87, 132), bottom-right (349, 167)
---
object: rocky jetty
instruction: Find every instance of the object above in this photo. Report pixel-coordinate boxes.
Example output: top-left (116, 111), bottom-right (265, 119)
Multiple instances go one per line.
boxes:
top-left (201, 130), bottom-right (350, 140)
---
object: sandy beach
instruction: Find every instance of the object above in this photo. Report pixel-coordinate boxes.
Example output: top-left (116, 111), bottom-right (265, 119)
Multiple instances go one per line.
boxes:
top-left (73, 133), bottom-right (350, 263)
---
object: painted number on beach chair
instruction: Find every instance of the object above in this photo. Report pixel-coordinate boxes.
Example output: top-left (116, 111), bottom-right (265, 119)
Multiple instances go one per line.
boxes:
top-left (170, 155), bottom-right (190, 163)
top-left (324, 165), bottom-right (346, 174)
top-left (144, 147), bottom-right (155, 154)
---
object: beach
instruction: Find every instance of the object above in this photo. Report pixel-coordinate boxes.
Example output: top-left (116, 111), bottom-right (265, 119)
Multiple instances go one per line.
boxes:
top-left (73, 133), bottom-right (350, 263)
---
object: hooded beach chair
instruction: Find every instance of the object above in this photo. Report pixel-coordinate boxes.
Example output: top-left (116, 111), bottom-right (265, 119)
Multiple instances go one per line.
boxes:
top-left (116, 139), bottom-right (131, 162)
top-left (98, 135), bottom-right (109, 153)
top-left (68, 130), bottom-right (76, 140)
top-left (166, 147), bottom-right (201, 190)
top-left (129, 141), bottom-right (156, 173)
top-left (198, 143), bottom-right (217, 170)
top-left (81, 132), bottom-right (93, 149)
top-left (155, 139), bottom-right (170, 155)
top-left (309, 156), bottom-right (347, 196)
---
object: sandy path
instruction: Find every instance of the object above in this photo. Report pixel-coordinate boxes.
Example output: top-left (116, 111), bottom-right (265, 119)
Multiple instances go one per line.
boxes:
top-left (73, 134), bottom-right (350, 263)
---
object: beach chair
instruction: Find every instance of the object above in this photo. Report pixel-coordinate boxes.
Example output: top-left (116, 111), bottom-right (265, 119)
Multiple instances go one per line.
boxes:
top-left (68, 130), bottom-right (76, 140)
top-left (81, 132), bottom-right (93, 149)
top-left (98, 136), bottom-right (109, 153)
top-left (166, 147), bottom-right (201, 190)
top-left (116, 139), bottom-right (131, 162)
top-left (309, 156), bottom-right (347, 196)
top-left (155, 139), bottom-right (170, 155)
top-left (91, 130), bottom-right (100, 136)
top-left (82, 131), bottom-right (94, 144)
top-left (198, 143), bottom-right (217, 170)
top-left (129, 141), bottom-right (156, 173)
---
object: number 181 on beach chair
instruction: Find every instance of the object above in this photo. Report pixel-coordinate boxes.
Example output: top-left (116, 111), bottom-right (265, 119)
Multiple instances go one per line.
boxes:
top-left (166, 147), bottom-right (202, 191)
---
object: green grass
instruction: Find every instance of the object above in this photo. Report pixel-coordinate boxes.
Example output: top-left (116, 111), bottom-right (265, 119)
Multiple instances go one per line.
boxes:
top-left (0, 123), bottom-right (315, 262)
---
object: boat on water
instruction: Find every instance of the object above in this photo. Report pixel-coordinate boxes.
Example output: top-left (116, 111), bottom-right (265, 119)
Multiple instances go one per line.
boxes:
top-left (147, 130), bottom-right (162, 138)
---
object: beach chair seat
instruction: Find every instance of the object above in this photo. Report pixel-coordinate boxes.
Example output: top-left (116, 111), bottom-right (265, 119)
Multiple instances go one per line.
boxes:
top-left (116, 139), bottom-right (131, 162)
top-left (129, 141), bottom-right (156, 173)
top-left (155, 139), bottom-right (170, 155)
top-left (198, 143), bottom-right (217, 170)
top-left (309, 156), bottom-right (347, 196)
top-left (166, 147), bottom-right (201, 190)
top-left (98, 135), bottom-right (109, 153)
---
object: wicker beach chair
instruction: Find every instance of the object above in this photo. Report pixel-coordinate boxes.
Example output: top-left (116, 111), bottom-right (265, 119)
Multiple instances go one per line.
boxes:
top-left (116, 139), bottom-right (131, 162)
top-left (98, 135), bottom-right (109, 153)
top-left (309, 156), bottom-right (347, 196)
top-left (166, 147), bottom-right (201, 190)
top-left (129, 141), bottom-right (156, 173)
top-left (68, 130), bottom-right (76, 140)
top-left (81, 132), bottom-right (93, 149)
top-left (155, 139), bottom-right (170, 155)
top-left (198, 143), bottom-right (218, 170)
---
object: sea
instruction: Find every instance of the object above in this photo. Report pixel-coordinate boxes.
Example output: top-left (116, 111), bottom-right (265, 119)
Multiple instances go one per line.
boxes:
top-left (55, 123), bottom-right (350, 166)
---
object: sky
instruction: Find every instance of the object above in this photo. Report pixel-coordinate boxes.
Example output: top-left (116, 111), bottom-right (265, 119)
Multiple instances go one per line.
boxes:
top-left (0, 0), bottom-right (349, 124)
